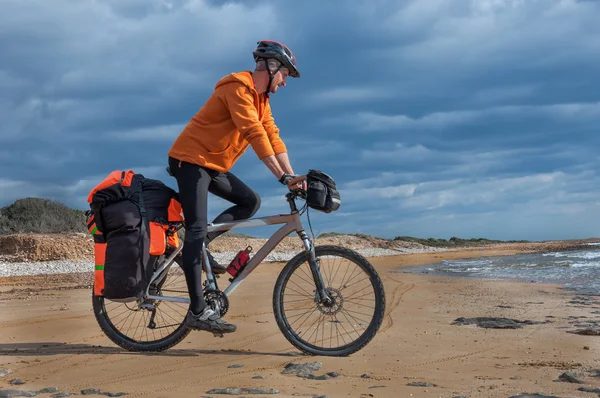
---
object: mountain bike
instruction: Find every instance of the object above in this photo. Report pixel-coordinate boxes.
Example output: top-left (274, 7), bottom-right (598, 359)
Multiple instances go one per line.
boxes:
top-left (92, 174), bottom-right (386, 357)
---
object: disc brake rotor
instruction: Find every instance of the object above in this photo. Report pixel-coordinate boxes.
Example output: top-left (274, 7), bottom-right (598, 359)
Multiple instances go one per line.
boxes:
top-left (315, 287), bottom-right (344, 315)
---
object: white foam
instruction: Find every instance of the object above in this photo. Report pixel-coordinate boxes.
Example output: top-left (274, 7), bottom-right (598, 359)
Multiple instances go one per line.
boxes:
top-left (571, 262), bottom-right (600, 268)
top-left (543, 251), bottom-right (600, 259)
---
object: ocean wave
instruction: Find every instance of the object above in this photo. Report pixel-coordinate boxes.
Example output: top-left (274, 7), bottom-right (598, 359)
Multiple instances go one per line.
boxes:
top-left (571, 262), bottom-right (600, 268)
top-left (542, 250), bottom-right (600, 259)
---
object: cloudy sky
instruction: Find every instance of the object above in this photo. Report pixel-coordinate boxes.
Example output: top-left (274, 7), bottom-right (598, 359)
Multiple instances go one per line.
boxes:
top-left (2, 0), bottom-right (600, 241)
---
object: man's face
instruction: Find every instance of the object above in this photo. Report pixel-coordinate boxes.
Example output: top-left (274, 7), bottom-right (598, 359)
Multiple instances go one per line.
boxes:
top-left (270, 68), bottom-right (289, 93)
top-left (266, 59), bottom-right (289, 93)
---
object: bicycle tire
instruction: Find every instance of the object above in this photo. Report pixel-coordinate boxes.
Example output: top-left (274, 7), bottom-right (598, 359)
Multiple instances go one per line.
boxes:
top-left (273, 245), bottom-right (386, 356)
top-left (92, 255), bottom-right (191, 352)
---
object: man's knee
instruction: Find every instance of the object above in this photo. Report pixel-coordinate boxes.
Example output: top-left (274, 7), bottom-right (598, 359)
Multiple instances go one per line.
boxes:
top-left (183, 223), bottom-right (207, 242)
top-left (247, 191), bottom-right (261, 216)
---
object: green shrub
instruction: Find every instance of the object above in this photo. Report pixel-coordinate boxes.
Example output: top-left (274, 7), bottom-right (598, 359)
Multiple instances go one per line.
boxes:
top-left (0, 198), bottom-right (87, 234)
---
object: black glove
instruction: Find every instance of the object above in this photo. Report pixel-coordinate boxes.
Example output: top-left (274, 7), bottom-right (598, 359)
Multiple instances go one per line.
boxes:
top-left (278, 173), bottom-right (296, 186)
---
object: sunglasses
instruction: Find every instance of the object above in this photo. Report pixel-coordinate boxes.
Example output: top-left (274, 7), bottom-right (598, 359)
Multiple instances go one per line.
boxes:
top-left (267, 59), bottom-right (289, 76)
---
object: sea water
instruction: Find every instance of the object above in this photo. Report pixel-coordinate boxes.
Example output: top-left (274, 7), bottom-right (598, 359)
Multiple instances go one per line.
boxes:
top-left (406, 243), bottom-right (600, 294)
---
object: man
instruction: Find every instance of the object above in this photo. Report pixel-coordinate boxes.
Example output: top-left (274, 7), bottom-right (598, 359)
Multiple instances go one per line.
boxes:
top-left (167, 40), bottom-right (303, 335)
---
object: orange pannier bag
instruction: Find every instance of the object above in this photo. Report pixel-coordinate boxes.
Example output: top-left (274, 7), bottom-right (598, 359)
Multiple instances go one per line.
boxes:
top-left (86, 170), bottom-right (183, 300)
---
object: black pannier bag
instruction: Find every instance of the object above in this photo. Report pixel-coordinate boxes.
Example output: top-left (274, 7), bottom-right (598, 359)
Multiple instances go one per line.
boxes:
top-left (305, 169), bottom-right (341, 213)
top-left (86, 170), bottom-right (183, 301)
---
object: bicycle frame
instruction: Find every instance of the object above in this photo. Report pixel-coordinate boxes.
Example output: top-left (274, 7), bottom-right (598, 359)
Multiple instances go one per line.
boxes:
top-left (145, 197), bottom-right (328, 305)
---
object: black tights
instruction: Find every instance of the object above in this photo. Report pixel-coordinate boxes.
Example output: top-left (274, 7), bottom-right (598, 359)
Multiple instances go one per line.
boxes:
top-left (168, 157), bottom-right (261, 314)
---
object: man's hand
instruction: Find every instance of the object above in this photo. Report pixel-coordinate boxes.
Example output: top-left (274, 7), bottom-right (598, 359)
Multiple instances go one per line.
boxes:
top-left (278, 173), bottom-right (296, 186)
top-left (279, 173), bottom-right (306, 190)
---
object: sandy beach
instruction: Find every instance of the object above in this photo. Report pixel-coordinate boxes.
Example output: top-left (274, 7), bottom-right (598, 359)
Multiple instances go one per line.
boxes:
top-left (0, 245), bottom-right (599, 398)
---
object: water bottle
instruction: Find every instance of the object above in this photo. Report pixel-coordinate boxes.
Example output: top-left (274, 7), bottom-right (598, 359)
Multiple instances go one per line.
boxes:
top-left (226, 246), bottom-right (253, 279)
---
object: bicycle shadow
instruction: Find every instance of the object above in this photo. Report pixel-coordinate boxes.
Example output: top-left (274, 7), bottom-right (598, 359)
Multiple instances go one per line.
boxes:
top-left (0, 343), bottom-right (307, 358)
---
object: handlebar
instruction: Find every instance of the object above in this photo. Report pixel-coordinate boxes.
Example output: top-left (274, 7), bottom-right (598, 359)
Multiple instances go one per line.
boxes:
top-left (287, 174), bottom-right (307, 186)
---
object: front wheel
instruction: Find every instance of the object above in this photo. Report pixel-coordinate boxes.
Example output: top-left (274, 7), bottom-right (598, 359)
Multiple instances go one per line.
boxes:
top-left (273, 245), bottom-right (386, 356)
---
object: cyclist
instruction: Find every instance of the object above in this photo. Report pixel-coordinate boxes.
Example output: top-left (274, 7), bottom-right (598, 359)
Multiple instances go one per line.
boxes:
top-left (167, 40), bottom-right (304, 335)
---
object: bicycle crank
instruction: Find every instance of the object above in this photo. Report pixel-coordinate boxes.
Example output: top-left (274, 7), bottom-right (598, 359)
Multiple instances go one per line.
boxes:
top-left (204, 289), bottom-right (229, 317)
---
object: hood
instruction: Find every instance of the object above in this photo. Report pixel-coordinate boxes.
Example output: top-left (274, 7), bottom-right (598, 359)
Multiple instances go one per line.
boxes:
top-left (215, 70), bottom-right (256, 91)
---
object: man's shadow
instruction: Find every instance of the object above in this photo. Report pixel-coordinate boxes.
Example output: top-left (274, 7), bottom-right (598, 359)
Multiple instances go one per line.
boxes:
top-left (0, 342), bottom-right (307, 358)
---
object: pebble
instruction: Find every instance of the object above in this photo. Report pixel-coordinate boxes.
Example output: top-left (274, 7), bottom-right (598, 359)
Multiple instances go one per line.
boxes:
top-left (206, 387), bottom-right (279, 394)
top-left (38, 389), bottom-right (59, 394)
top-left (299, 374), bottom-right (330, 381)
top-left (554, 371), bottom-right (585, 384)
top-left (0, 390), bottom-right (36, 398)
top-left (452, 317), bottom-right (547, 329)
top-left (567, 328), bottom-right (600, 336)
top-left (407, 382), bottom-right (437, 387)
top-left (0, 369), bottom-right (13, 378)
top-left (227, 364), bottom-right (244, 368)
top-left (0, 246), bottom-right (444, 278)
top-left (281, 362), bottom-right (323, 376)
top-left (252, 376), bottom-right (266, 379)
top-left (81, 389), bottom-right (101, 395)
top-left (9, 380), bottom-right (24, 386)
top-left (78, 389), bottom-right (127, 397)
top-left (0, 259), bottom-right (94, 277)
top-left (578, 387), bottom-right (600, 394)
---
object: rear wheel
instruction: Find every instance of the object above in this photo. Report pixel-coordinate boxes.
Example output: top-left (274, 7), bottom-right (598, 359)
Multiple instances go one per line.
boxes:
top-left (273, 245), bottom-right (386, 356)
top-left (92, 255), bottom-right (192, 352)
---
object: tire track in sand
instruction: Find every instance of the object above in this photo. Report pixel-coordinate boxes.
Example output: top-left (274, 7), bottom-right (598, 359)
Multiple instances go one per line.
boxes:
top-left (378, 273), bottom-right (414, 334)
top-left (0, 314), bottom-right (89, 329)
top-left (71, 330), bottom-right (284, 391)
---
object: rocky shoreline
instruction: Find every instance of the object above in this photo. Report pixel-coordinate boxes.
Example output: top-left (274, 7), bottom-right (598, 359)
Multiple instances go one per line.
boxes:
top-left (0, 233), bottom-right (596, 279)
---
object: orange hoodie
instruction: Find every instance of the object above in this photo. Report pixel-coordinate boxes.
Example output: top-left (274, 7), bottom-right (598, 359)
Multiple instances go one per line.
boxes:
top-left (168, 71), bottom-right (287, 173)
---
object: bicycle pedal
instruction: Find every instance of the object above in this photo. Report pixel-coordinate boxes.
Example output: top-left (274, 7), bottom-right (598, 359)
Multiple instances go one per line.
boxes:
top-left (212, 332), bottom-right (224, 338)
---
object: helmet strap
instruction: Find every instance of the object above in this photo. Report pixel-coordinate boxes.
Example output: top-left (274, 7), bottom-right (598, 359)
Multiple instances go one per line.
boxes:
top-left (266, 71), bottom-right (273, 98)
top-left (263, 58), bottom-right (283, 98)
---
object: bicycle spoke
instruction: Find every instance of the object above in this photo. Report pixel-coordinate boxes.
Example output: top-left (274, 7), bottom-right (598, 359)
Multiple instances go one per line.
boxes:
top-left (289, 305), bottom-right (320, 331)
top-left (286, 279), bottom-right (315, 298)
top-left (338, 309), bottom-right (363, 341)
top-left (340, 275), bottom-right (370, 291)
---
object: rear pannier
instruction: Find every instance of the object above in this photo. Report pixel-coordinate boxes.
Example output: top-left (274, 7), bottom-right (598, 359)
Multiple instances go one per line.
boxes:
top-left (86, 170), bottom-right (183, 301)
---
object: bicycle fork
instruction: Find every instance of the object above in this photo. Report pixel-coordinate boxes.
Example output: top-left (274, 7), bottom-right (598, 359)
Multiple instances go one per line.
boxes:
top-left (298, 231), bottom-right (332, 305)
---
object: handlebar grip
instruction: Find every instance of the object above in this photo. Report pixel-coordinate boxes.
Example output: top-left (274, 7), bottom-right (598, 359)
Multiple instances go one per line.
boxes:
top-left (288, 175), bottom-right (307, 185)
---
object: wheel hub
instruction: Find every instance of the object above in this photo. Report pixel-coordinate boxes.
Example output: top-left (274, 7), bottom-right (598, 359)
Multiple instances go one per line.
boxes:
top-left (315, 288), bottom-right (344, 315)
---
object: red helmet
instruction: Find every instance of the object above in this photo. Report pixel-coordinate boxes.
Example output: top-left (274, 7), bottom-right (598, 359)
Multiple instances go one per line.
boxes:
top-left (253, 40), bottom-right (300, 78)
